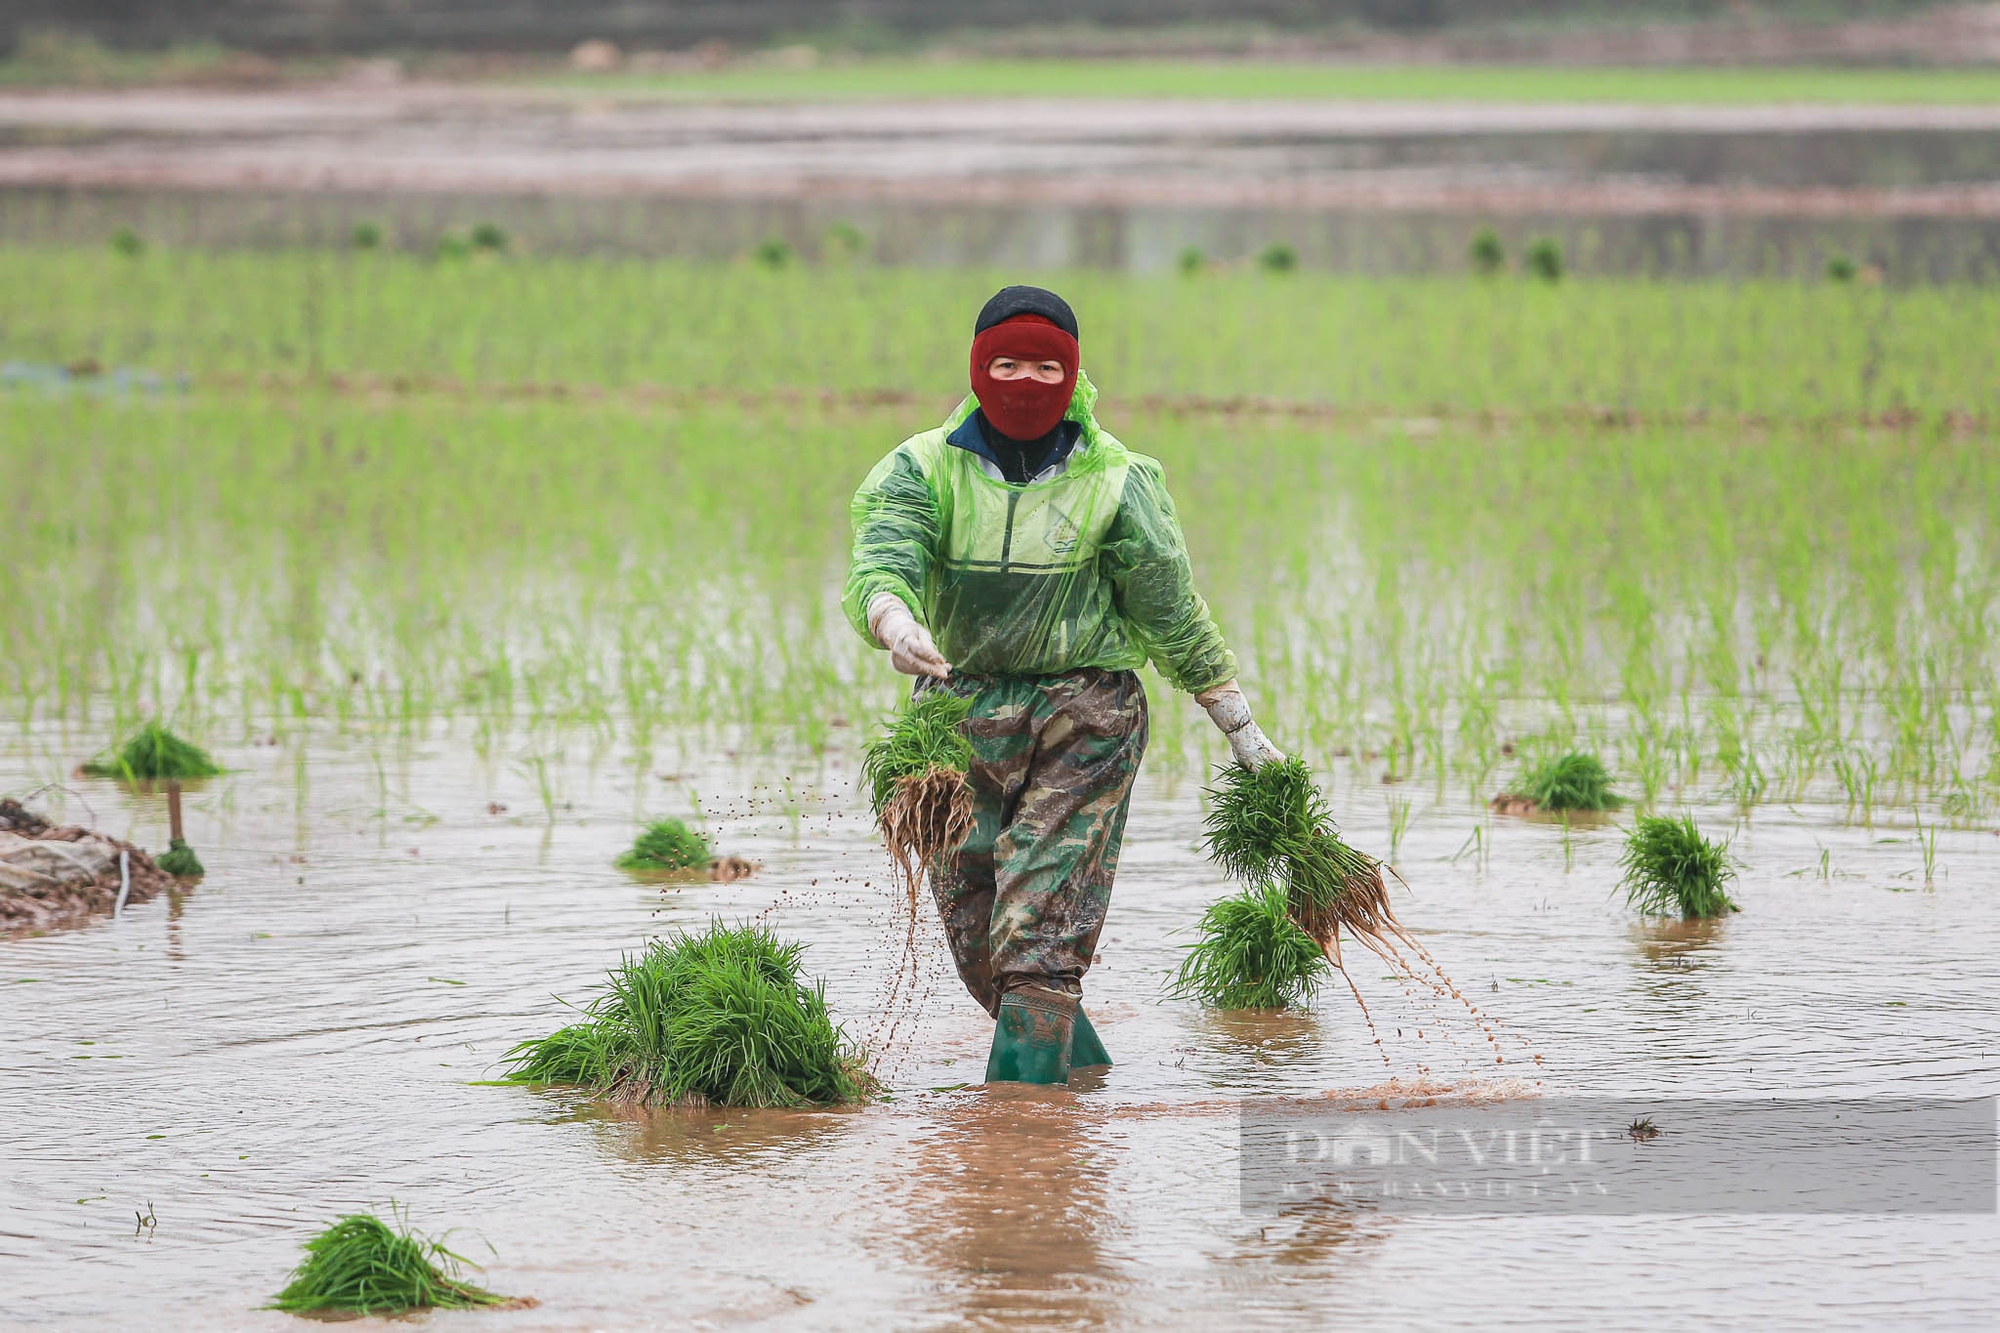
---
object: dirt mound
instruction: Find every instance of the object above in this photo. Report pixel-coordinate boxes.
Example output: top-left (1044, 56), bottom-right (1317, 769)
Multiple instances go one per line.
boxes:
top-left (0, 798), bottom-right (178, 935)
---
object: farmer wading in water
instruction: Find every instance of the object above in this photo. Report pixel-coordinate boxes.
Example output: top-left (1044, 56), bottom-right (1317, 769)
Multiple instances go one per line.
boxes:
top-left (843, 285), bottom-right (1281, 1086)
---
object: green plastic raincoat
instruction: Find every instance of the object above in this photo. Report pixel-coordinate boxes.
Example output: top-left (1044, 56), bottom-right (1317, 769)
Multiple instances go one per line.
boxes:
top-left (843, 372), bottom-right (1236, 693)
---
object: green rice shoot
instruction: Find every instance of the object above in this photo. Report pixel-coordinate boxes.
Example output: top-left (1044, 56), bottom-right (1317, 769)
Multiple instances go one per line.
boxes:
top-left (502, 920), bottom-right (870, 1108)
top-left (80, 721), bottom-right (222, 781)
top-left (615, 818), bottom-right (710, 874)
top-left (267, 1207), bottom-right (510, 1316)
top-left (1619, 814), bottom-right (1741, 919)
top-left (1170, 881), bottom-right (1329, 1010)
top-left (1513, 752), bottom-right (1623, 812)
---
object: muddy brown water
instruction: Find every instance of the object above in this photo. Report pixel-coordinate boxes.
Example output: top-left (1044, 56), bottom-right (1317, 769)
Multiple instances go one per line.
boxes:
top-left (3, 732), bottom-right (1996, 1328)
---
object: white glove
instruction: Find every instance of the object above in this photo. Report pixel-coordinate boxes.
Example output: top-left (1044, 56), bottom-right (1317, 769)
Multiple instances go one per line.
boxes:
top-left (1196, 681), bottom-right (1284, 770)
top-left (867, 593), bottom-right (952, 680)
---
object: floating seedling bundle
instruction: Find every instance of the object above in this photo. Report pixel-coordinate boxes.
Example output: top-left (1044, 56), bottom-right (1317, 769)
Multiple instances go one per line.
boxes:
top-left (1619, 814), bottom-right (1740, 920)
top-left (615, 817), bottom-right (710, 875)
top-left (268, 1208), bottom-right (511, 1316)
top-left (860, 690), bottom-right (975, 1036)
top-left (1492, 751), bottom-right (1622, 816)
top-left (503, 921), bottom-right (870, 1108)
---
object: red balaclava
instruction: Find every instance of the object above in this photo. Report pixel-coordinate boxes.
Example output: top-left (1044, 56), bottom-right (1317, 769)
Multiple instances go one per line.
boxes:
top-left (970, 314), bottom-right (1079, 441)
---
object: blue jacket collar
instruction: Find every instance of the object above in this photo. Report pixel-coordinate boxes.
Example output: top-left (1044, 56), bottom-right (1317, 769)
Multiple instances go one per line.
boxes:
top-left (945, 410), bottom-right (1084, 474)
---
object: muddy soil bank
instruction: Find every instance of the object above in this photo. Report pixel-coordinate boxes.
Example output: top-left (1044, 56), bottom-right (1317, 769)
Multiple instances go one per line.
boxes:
top-left (0, 798), bottom-right (177, 936)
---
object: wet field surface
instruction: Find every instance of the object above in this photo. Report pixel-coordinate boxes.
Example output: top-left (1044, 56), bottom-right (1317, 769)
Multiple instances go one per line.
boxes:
top-left (5, 731), bottom-right (1995, 1329)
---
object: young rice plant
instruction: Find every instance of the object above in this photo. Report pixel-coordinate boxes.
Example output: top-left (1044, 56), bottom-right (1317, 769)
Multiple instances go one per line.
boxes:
top-left (1619, 814), bottom-right (1740, 919)
top-left (503, 921), bottom-right (869, 1108)
top-left (267, 1208), bottom-right (510, 1316)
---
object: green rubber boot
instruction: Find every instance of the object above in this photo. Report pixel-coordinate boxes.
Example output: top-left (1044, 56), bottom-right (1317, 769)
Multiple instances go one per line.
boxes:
top-left (1070, 1007), bottom-right (1112, 1069)
top-left (985, 985), bottom-right (1077, 1085)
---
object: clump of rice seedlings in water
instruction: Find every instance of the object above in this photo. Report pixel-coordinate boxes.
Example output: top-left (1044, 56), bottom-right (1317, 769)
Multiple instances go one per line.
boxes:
top-left (615, 817), bottom-right (709, 874)
top-left (860, 691), bottom-right (975, 1036)
top-left (1495, 751), bottom-right (1621, 814)
top-left (503, 921), bottom-right (869, 1108)
top-left (268, 1208), bottom-right (510, 1315)
top-left (1205, 758), bottom-right (1502, 1059)
top-left (1170, 882), bottom-right (1328, 1010)
top-left (1619, 814), bottom-right (1740, 920)
top-left (81, 721), bottom-right (222, 781)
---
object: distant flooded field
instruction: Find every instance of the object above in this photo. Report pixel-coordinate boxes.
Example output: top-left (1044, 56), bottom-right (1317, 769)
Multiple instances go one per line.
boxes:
top-left (5, 84), bottom-right (2000, 275)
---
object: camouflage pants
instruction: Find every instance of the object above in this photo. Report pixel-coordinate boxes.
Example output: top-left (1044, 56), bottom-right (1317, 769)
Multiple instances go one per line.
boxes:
top-left (916, 667), bottom-right (1149, 1016)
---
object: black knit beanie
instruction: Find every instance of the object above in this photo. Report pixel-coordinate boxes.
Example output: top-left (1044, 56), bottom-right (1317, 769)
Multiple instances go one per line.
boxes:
top-left (974, 285), bottom-right (1078, 340)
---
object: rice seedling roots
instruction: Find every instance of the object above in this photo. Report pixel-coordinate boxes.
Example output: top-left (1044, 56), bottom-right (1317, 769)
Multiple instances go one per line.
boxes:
top-left (871, 766), bottom-right (973, 1050)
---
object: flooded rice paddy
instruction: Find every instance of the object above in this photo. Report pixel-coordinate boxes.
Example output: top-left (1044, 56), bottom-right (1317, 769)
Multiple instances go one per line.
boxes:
top-left (4, 247), bottom-right (1999, 1325)
top-left (4, 724), bottom-right (1997, 1328)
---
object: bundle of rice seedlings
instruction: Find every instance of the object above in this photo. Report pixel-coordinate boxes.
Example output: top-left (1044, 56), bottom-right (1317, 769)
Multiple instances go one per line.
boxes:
top-left (1619, 815), bottom-right (1740, 920)
top-left (1203, 759), bottom-right (1499, 1056)
top-left (861, 690), bottom-right (975, 893)
top-left (267, 1208), bottom-right (509, 1316)
top-left (614, 818), bottom-right (710, 874)
top-left (503, 921), bottom-right (870, 1108)
top-left (1494, 751), bottom-right (1622, 815)
top-left (1169, 881), bottom-right (1328, 1010)
top-left (1204, 758), bottom-right (1404, 960)
top-left (80, 721), bottom-right (222, 781)
top-left (860, 691), bottom-right (975, 1037)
